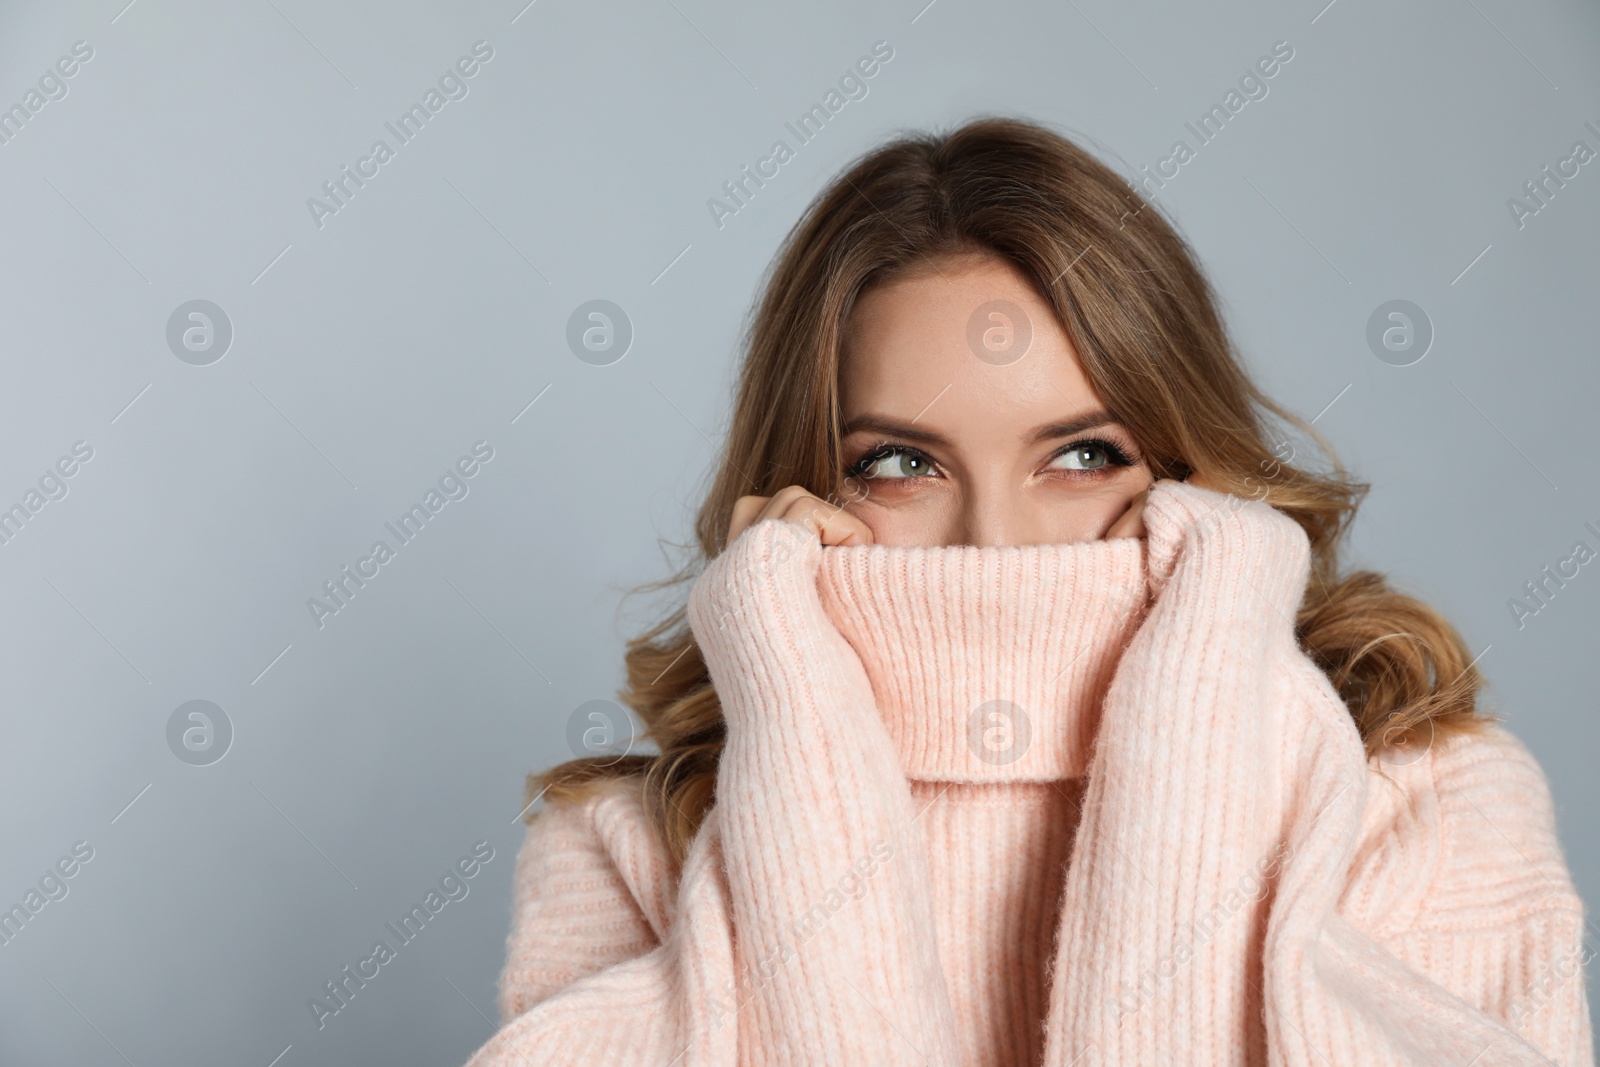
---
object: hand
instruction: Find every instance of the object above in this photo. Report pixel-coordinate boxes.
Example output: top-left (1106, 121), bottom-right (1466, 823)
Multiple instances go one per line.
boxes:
top-left (727, 485), bottom-right (874, 548)
top-left (1103, 472), bottom-right (1217, 540)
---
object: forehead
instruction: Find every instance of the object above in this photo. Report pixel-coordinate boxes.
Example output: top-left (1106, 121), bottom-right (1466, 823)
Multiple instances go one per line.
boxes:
top-left (840, 254), bottom-right (1104, 431)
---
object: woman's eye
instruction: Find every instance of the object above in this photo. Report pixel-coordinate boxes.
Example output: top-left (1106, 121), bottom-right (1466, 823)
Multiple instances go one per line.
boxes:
top-left (1051, 443), bottom-right (1111, 471)
top-left (854, 447), bottom-right (933, 480)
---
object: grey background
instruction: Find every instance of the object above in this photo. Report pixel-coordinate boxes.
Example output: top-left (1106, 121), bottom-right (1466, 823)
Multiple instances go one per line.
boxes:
top-left (0, 0), bottom-right (1596, 1063)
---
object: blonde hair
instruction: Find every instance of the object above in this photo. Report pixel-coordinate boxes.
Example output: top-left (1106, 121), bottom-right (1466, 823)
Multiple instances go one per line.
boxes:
top-left (529, 116), bottom-right (1494, 864)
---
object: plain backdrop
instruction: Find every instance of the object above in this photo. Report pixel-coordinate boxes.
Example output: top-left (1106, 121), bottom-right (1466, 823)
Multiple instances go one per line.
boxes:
top-left (0, 1), bottom-right (1596, 1063)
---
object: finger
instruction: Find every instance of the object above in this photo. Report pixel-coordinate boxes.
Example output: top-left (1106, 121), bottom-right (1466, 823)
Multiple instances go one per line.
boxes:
top-left (731, 485), bottom-right (857, 545)
top-left (778, 493), bottom-right (874, 546)
top-left (727, 494), bottom-right (772, 544)
top-left (758, 484), bottom-right (816, 519)
top-left (1104, 488), bottom-right (1148, 540)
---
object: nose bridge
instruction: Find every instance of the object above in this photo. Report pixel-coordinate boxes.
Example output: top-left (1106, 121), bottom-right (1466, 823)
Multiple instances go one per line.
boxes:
top-left (960, 465), bottom-right (1022, 547)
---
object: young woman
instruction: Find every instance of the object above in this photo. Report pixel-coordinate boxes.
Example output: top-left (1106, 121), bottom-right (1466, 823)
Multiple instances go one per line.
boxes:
top-left (463, 118), bottom-right (1593, 1066)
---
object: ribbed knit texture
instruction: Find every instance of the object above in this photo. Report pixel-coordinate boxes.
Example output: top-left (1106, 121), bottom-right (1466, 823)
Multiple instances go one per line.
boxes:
top-left (814, 533), bottom-right (1147, 784)
top-left (462, 481), bottom-right (1595, 1067)
top-left (812, 533), bottom-right (1149, 1066)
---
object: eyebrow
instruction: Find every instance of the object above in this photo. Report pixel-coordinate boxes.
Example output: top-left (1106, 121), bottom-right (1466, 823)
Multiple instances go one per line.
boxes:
top-left (841, 410), bottom-right (1124, 447)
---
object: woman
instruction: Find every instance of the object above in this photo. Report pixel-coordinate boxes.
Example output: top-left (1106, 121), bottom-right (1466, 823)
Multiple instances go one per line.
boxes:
top-left (463, 118), bottom-right (1593, 1066)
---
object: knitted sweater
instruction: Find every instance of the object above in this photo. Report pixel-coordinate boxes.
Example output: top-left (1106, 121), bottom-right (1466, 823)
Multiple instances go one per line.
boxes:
top-left (462, 481), bottom-right (1595, 1066)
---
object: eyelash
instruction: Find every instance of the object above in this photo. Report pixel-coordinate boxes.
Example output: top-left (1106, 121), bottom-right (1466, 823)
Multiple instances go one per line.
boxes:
top-left (843, 436), bottom-right (1141, 482)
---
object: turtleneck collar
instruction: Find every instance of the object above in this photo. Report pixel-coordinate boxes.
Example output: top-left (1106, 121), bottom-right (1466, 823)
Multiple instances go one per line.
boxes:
top-left (815, 536), bottom-right (1150, 784)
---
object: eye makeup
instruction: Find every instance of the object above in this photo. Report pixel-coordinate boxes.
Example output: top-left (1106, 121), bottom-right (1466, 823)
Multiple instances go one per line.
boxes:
top-left (843, 434), bottom-right (1142, 484)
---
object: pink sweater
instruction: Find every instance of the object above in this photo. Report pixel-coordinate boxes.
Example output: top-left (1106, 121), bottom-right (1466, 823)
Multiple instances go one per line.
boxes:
top-left (462, 481), bottom-right (1594, 1066)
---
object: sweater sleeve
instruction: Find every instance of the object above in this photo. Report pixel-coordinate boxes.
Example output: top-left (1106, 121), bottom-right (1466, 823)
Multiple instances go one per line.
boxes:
top-left (494, 777), bottom-right (672, 1026)
top-left (1038, 479), bottom-right (1592, 1066)
top-left (684, 516), bottom-right (959, 1064)
top-left (461, 516), bottom-right (957, 1067)
top-left (1339, 722), bottom-right (1596, 1067)
top-left (1259, 652), bottom-right (1592, 1067)
top-left (1040, 478), bottom-right (1321, 1064)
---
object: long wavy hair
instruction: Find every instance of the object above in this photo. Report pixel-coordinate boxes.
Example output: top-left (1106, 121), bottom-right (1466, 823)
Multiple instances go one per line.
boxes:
top-left (529, 116), bottom-right (1495, 865)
